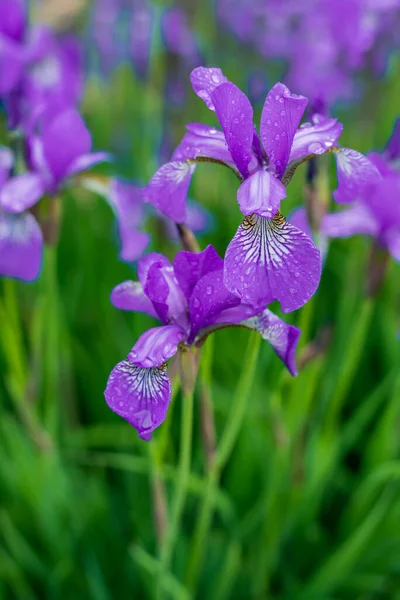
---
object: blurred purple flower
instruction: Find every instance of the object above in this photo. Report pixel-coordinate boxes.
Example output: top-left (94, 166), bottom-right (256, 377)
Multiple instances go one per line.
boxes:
top-left (217, 0), bottom-right (400, 103)
top-left (0, 147), bottom-right (43, 281)
top-left (105, 245), bottom-right (300, 439)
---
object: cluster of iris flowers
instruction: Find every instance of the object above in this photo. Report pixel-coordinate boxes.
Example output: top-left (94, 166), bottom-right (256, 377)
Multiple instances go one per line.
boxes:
top-left (1, 0), bottom-right (399, 442)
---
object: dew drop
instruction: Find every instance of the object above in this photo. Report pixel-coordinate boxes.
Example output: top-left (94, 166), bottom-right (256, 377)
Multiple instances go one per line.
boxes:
top-left (193, 297), bottom-right (200, 308)
top-left (206, 286), bottom-right (213, 295)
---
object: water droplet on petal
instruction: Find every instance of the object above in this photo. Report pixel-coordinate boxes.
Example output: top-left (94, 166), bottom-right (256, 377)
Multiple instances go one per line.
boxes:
top-left (206, 286), bottom-right (213, 295)
top-left (193, 297), bottom-right (200, 308)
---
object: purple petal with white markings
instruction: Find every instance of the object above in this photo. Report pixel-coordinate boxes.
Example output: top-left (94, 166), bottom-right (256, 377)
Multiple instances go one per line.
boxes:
top-left (0, 211), bottom-right (43, 281)
top-left (224, 214), bottom-right (321, 313)
top-left (260, 82), bottom-right (308, 178)
top-left (190, 66), bottom-right (228, 110)
top-left (241, 308), bottom-right (300, 375)
top-left (237, 169), bottom-right (286, 218)
top-left (104, 359), bottom-right (171, 440)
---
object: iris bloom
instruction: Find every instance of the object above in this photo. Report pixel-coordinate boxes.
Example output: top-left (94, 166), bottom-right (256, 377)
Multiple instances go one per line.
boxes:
top-left (0, 0), bottom-right (83, 130)
top-left (143, 67), bottom-right (379, 311)
top-left (322, 120), bottom-right (400, 259)
top-left (0, 109), bottom-right (108, 281)
top-left (105, 245), bottom-right (300, 439)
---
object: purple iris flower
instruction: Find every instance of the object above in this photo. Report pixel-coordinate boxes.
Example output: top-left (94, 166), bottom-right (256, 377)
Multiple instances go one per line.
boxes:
top-left (105, 245), bottom-right (300, 439)
top-left (143, 67), bottom-right (379, 312)
top-left (322, 122), bottom-right (400, 259)
top-left (0, 109), bottom-right (108, 281)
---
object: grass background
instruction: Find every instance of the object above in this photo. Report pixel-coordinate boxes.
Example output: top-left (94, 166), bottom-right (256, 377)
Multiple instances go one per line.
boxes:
top-left (1, 2), bottom-right (400, 598)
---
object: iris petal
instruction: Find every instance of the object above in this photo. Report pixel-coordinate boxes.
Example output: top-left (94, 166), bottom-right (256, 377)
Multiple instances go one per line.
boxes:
top-left (224, 213), bottom-right (321, 313)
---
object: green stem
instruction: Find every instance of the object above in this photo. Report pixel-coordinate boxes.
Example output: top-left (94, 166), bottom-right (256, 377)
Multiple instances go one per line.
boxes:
top-left (185, 332), bottom-right (261, 592)
top-left (157, 388), bottom-right (195, 599)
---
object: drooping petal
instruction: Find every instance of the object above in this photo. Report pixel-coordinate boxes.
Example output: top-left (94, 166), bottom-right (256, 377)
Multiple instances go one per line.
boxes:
top-left (41, 108), bottom-right (92, 184)
top-left (104, 359), bottom-right (171, 440)
top-left (0, 147), bottom-right (13, 188)
top-left (333, 148), bottom-right (381, 204)
top-left (128, 324), bottom-right (186, 368)
top-left (0, 173), bottom-right (45, 213)
top-left (211, 82), bottom-right (254, 178)
top-left (142, 161), bottom-right (195, 223)
top-left (189, 267), bottom-right (241, 340)
top-left (224, 213), bottom-right (322, 313)
top-left (241, 309), bottom-right (300, 375)
top-left (110, 281), bottom-right (158, 319)
top-left (0, 211), bottom-right (43, 281)
top-left (173, 245), bottom-right (223, 300)
top-left (260, 82), bottom-right (308, 178)
top-left (172, 123), bottom-right (234, 166)
top-left (190, 66), bottom-right (228, 111)
top-left (289, 115), bottom-right (343, 162)
top-left (322, 204), bottom-right (379, 238)
top-left (381, 227), bottom-right (400, 262)
top-left (107, 179), bottom-right (149, 262)
top-left (66, 151), bottom-right (111, 178)
top-left (237, 169), bottom-right (286, 218)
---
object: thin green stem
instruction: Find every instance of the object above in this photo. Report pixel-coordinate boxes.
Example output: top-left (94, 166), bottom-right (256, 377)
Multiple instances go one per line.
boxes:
top-left (157, 388), bottom-right (195, 600)
top-left (185, 332), bottom-right (261, 592)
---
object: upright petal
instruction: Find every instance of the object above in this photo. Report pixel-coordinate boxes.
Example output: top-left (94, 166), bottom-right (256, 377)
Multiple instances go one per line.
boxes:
top-left (128, 324), bottom-right (186, 368)
top-left (141, 258), bottom-right (189, 328)
top-left (138, 252), bottom-right (171, 289)
top-left (0, 211), bottom-right (43, 281)
top-left (260, 83), bottom-right (308, 178)
top-left (190, 66), bottom-right (228, 111)
top-left (173, 245), bottom-right (223, 300)
top-left (0, 173), bottom-right (45, 213)
top-left (237, 170), bottom-right (286, 218)
top-left (241, 309), bottom-right (300, 375)
top-left (172, 123), bottom-right (234, 166)
top-left (224, 213), bottom-right (322, 313)
top-left (41, 108), bottom-right (92, 184)
top-left (333, 148), bottom-right (381, 204)
top-left (362, 175), bottom-right (400, 231)
top-left (211, 82), bottom-right (254, 178)
top-left (110, 281), bottom-right (158, 319)
top-left (142, 161), bottom-right (195, 223)
top-left (104, 359), bottom-right (171, 440)
top-left (189, 267), bottom-right (241, 340)
top-left (322, 204), bottom-right (379, 238)
top-left (289, 116), bottom-right (343, 162)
